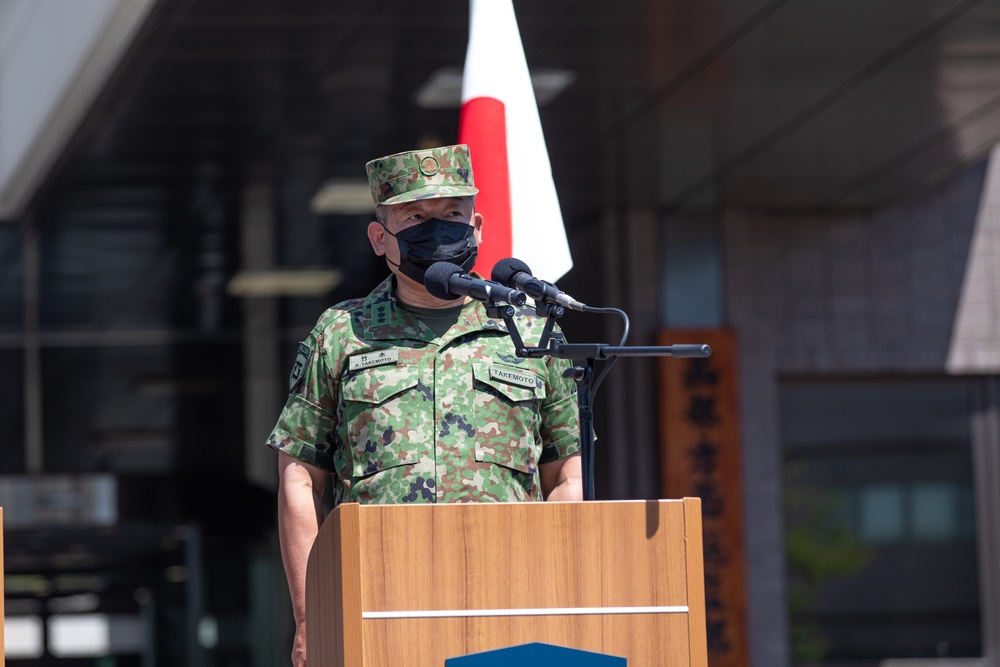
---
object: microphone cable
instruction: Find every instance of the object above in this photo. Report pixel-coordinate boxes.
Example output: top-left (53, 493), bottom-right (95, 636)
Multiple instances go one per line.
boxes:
top-left (580, 305), bottom-right (629, 397)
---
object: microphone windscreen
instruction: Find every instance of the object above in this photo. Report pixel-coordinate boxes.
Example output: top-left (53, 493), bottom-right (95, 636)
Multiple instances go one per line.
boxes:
top-left (423, 261), bottom-right (464, 300)
top-left (491, 257), bottom-right (532, 287)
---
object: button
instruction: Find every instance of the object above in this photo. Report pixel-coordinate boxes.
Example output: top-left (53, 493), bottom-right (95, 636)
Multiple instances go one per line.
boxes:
top-left (419, 156), bottom-right (440, 177)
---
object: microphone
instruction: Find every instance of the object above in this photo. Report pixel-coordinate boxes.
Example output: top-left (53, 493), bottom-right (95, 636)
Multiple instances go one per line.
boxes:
top-left (424, 262), bottom-right (528, 306)
top-left (491, 258), bottom-right (586, 312)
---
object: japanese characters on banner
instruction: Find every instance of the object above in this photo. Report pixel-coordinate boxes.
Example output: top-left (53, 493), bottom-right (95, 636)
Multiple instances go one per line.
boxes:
top-left (658, 329), bottom-right (749, 667)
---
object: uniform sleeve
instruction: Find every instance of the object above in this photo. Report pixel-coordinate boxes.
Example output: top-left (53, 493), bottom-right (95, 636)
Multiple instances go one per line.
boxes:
top-left (265, 331), bottom-right (339, 472)
top-left (537, 354), bottom-right (581, 465)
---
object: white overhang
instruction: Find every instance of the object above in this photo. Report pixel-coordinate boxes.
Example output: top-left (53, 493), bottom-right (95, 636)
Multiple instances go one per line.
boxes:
top-left (0, 0), bottom-right (156, 221)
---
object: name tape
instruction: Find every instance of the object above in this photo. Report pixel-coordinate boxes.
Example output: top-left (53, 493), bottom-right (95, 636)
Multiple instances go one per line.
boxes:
top-left (490, 366), bottom-right (538, 389)
top-left (349, 348), bottom-right (400, 371)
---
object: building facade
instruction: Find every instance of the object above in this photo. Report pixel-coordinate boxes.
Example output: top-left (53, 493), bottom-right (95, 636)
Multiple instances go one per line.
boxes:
top-left (2, 1), bottom-right (999, 666)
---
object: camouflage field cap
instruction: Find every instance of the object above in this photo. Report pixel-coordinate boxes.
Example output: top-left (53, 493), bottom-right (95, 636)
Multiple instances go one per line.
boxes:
top-left (366, 144), bottom-right (479, 206)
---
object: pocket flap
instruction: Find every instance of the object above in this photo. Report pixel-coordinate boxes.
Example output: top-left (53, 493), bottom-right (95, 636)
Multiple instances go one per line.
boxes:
top-left (473, 363), bottom-right (546, 402)
top-left (341, 366), bottom-right (420, 404)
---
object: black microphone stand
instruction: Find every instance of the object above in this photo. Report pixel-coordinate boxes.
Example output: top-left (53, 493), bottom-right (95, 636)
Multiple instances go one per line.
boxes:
top-left (486, 301), bottom-right (711, 501)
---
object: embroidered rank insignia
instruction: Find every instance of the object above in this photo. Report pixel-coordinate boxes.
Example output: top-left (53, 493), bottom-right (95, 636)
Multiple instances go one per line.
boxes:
top-left (348, 348), bottom-right (400, 371)
top-left (289, 342), bottom-right (311, 392)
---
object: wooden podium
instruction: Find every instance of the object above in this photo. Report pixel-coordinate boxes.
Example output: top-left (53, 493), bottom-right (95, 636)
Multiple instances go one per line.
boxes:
top-left (305, 499), bottom-right (708, 667)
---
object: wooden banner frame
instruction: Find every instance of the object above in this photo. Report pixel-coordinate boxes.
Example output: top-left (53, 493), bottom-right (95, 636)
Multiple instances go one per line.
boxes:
top-left (658, 329), bottom-right (749, 667)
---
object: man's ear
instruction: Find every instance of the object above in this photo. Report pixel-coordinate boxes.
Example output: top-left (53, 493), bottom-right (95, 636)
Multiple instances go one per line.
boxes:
top-left (473, 211), bottom-right (484, 245)
top-left (367, 221), bottom-right (386, 256)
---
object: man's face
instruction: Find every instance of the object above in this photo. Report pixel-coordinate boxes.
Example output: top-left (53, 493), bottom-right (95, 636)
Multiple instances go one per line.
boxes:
top-left (367, 196), bottom-right (483, 290)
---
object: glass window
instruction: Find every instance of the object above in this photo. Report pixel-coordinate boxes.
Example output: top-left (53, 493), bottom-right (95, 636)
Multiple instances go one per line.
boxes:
top-left (48, 614), bottom-right (109, 657)
top-left (42, 346), bottom-right (175, 473)
top-left (40, 222), bottom-right (177, 330)
top-left (911, 482), bottom-right (958, 540)
top-left (41, 342), bottom-right (244, 475)
top-left (4, 615), bottom-right (44, 659)
top-left (781, 379), bottom-right (980, 664)
top-left (0, 350), bottom-right (25, 472)
top-left (0, 224), bottom-right (22, 330)
top-left (859, 483), bottom-right (905, 543)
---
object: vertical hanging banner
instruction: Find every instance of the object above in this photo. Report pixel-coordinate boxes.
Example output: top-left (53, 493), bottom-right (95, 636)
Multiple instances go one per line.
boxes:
top-left (659, 329), bottom-right (749, 667)
top-left (459, 0), bottom-right (573, 282)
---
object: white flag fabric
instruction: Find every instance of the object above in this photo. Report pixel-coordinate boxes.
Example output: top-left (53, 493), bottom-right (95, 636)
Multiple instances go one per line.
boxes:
top-left (459, 0), bottom-right (573, 282)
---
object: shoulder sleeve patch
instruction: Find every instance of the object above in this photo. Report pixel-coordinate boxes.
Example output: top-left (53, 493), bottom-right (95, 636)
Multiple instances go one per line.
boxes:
top-left (289, 341), bottom-right (312, 392)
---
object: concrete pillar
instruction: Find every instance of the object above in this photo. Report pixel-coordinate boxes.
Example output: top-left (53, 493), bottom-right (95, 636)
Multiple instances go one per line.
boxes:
top-left (241, 173), bottom-right (281, 491)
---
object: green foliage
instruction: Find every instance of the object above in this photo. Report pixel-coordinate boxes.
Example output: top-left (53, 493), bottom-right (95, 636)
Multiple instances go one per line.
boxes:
top-left (785, 478), bottom-right (871, 665)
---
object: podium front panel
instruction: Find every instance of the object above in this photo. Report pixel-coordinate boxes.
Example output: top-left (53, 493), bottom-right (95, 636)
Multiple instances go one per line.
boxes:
top-left (306, 499), bottom-right (707, 667)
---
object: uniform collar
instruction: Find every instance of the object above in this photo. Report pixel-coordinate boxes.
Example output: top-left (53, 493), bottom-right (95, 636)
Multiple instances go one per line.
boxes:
top-left (361, 274), bottom-right (508, 343)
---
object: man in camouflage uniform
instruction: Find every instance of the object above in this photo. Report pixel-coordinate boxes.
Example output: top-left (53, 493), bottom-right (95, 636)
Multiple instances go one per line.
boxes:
top-left (268, 144), bottom-right (581, 666)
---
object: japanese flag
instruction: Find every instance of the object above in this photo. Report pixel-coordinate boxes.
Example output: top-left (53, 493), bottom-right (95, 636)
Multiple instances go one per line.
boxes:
top-left (459, 0), bottom-right (573, 282)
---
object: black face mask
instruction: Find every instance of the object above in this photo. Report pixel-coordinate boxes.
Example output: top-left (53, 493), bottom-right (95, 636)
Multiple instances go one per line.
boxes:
top-left (381, 218), bottom-right (478, 285)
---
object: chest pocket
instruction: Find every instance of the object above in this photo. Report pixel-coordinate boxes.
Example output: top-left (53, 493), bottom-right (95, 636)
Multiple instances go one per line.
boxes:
top-left (472, 362), bottom-right (546, 474)
top-left (339, 365), bottom-right (431, 478)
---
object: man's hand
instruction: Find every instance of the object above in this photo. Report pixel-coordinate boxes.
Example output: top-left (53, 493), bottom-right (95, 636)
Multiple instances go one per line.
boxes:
top-left (291, 621), bottom-right (307, 667)
top-left (539, 453), bottom-right (583, 501)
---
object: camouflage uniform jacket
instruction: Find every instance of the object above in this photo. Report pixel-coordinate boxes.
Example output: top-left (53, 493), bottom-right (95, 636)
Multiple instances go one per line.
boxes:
top-left (266, 275), bottom-right (581, 504)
